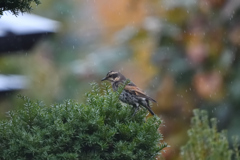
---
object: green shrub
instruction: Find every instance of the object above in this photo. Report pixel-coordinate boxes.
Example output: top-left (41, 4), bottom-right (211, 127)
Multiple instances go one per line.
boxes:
top-left (181, 109), bottom-right (240, 160)
top-left (0, 82), bottom-right (167, 160)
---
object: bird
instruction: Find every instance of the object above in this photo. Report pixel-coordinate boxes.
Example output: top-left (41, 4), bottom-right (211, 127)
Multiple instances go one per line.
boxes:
top-left (101, 71), bottom-right (156, 116)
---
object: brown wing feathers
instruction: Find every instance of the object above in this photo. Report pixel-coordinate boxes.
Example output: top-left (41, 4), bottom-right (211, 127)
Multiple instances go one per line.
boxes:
top-left (124, 85), bottom-right (156, 102)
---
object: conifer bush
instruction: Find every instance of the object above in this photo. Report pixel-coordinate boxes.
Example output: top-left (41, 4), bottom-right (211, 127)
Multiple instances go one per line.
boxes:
top-left (181, 109), bottom-right (240, 160)
top-left (0, 82), bottom-right (167, 160)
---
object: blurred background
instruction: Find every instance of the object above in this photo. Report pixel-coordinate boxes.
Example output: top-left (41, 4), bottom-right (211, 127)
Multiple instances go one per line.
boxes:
top-left (1, 0), bottom-right (240, 159)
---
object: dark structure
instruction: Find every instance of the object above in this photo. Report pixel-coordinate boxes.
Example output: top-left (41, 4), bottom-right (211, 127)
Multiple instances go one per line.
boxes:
top-left (0, 11), bottom-right (59, 92)
top-left (0, 11), bottom-right (59, 53)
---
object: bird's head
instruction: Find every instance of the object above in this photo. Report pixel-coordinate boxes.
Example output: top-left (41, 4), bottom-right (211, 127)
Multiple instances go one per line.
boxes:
top-left (101, 71), bottom-right (125, 83)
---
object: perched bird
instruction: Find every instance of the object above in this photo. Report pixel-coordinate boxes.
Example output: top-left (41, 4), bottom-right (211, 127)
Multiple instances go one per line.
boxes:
top-left (101, 71), bottom-right (156, 116)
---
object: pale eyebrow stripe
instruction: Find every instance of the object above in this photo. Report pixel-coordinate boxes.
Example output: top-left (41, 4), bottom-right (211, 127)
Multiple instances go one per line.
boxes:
top-left (110, 72), bottom-right (118, 75)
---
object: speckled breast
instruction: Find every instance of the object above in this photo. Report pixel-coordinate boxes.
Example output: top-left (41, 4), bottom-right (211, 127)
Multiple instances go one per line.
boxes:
top-left (119, 90), bottom-right (139, 105)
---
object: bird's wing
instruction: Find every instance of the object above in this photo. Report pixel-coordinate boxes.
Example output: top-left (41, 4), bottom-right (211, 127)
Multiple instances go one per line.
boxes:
top-left (124, 85), bottom-right (156, 102)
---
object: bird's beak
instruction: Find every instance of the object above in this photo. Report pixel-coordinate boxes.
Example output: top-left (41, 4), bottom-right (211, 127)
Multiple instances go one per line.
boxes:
top-left (101, 77), bottom-right (107, 81)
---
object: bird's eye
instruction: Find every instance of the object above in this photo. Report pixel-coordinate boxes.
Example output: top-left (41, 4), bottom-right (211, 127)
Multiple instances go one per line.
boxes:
top-left (112, 74), bottom-right (117, 79)
top-left (109, 75), bottom-right (112, 78)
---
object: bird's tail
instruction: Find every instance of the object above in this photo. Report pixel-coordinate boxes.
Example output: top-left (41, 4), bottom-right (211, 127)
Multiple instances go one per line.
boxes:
top-left (145, 100), bottom-right (155, 115)
top-left (145, 95), bottom-right (156, 103)
top-left (145, 106), bottom-right (155, 115)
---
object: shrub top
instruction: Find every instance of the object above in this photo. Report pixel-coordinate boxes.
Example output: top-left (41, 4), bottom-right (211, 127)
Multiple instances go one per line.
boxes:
top-left (0, 82), bottom-right (166, 160)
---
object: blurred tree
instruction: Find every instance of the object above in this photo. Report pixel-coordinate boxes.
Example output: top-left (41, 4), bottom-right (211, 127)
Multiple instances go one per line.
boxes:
top-left (0, 0), bottom-right (41, 16)
top-left (181, 109), bottom-right (239, 160)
